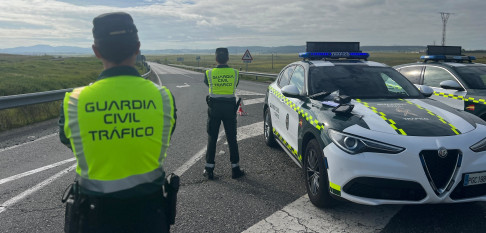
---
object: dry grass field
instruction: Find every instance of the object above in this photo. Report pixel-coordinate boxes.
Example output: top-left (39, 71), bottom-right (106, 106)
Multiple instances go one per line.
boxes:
top-left (0, 54), bottom-right (148, 131)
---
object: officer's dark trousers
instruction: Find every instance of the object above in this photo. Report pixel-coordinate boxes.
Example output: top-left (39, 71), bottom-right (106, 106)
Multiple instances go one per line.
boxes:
top-left (77, 189), bottom-right (169, 233)
top-left (206, 98), bottom-right (239, 168)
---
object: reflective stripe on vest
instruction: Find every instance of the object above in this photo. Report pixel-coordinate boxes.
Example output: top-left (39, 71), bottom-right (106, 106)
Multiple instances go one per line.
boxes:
top-left (206, 68), bottom-right (238, 98)
top-left (63, 75), bottom-right (176, 193)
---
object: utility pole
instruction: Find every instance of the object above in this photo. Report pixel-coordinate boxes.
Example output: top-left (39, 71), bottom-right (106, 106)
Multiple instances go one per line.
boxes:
top-left (440, 12), bottom-right (453, 46)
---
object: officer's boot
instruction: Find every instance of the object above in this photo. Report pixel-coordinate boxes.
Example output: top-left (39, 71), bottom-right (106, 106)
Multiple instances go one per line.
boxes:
top-left (231, 166), bottom-right (245, 179)
top-left (203, 168), bottom-right (214, 180)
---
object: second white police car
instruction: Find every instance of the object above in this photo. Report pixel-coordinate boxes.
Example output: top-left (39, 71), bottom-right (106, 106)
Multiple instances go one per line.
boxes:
top-left (263, 42), bottom-right (486, 208)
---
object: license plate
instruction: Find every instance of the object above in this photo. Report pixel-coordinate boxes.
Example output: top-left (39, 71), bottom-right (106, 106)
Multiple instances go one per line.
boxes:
top-left (463, 171), bottom-right (486, 186)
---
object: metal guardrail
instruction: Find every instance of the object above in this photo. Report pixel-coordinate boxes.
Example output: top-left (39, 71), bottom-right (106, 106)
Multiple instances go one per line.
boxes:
top-left (0, 88), bottom-right (73, 110)
top-left (0, 65), bottom-right (152, 110)
top-left (168, 64), bottom-right (278, 79)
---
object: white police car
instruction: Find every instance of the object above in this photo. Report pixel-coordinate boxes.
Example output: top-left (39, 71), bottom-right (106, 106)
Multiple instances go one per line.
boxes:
top-left (394, 46), bottom-right (486, 121)
top-left (263, 42), bottom-right (486, 208)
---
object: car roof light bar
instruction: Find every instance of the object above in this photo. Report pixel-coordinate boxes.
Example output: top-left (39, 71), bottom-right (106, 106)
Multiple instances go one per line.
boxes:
top-left (299, 52), bottom-right (370, 60)
top-left (426, 45), bottom-right (462, 55)
top-left (420, 55), bottom-right (476, 63)
top-left (306, 42), bottom-right (361, 53)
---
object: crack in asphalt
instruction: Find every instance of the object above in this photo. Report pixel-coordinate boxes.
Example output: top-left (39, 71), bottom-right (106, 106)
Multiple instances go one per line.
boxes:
top-left (282, 209), bottom-right (315, 233)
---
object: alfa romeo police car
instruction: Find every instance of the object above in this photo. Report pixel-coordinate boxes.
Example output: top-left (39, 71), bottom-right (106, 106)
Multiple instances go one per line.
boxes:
top-left (394, 46), bottom-right (486, 120)
top-left (263, 42), bottom-right (486, 208)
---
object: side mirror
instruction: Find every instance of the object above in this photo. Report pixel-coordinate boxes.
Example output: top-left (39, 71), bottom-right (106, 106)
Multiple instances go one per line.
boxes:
top-left (440, 80), bottom-right (464, 91)
top-left (414, 84), bottom-right (434, 97)
top-left (281, 85), bottom-right (301, 98)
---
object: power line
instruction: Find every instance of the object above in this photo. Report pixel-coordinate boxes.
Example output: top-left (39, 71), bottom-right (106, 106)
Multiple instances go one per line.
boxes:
top-left (439, 12), bottom-right (454, 46)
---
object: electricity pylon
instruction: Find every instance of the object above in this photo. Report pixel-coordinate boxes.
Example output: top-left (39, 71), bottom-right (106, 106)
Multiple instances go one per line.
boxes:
top-left (440, 12), bottom-right (453, 46)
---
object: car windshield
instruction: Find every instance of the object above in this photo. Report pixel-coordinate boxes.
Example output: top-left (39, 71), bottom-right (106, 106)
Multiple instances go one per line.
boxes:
top-left (308, 65), bottom-right (422, 98)
top-left (453, 66), bottom-right (486, 89)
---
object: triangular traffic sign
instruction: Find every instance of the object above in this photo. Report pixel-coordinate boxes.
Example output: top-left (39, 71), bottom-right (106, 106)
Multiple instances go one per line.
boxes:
top-left (242, 49), bottom-right (253, 60)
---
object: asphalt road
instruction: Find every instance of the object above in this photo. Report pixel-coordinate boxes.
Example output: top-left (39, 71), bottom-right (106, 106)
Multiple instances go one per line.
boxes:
top-left (0, 63), bottom-right (485, 233)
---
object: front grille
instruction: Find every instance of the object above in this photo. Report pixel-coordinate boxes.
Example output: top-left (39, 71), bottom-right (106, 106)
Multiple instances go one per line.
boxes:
top-left (420, 149), bottom-right (461, 195)
top-left (343, 177), bottom-right (427, 201)
top-left (450, 175), bottom-right (486, 200)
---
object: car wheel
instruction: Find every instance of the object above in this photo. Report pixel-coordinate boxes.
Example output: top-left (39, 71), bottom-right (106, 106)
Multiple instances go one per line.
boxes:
top-left (264, 108), bottom-right (277, 147)
top-left (304, 139), bottom-right (339, 208)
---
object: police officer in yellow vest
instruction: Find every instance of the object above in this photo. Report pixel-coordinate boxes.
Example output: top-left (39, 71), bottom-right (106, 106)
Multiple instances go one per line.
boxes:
top-left (203, 48), bottom-right (245, 179)
top-left (58, 12), bottom-right (176, 233)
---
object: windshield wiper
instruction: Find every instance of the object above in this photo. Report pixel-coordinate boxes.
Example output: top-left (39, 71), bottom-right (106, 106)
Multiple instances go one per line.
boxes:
top-left (308, 91), bottom-right (331, 99)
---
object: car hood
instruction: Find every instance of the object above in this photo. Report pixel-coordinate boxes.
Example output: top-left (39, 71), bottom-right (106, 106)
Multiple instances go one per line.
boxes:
top-left (348, 98), bottom-right (478, 136)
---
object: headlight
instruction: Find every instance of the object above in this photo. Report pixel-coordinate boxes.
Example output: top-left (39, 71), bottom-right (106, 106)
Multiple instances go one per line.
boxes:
top-left (328, 129), bottom-right (405, 154)
top-left (470, 137), bottom-right (486, 152)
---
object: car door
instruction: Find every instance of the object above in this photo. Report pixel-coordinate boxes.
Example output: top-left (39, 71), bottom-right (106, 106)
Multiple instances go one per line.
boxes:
top-left (423, 65), bottom-right (466, 110)
top-left (280, 65), bottom-right (306, 153)
top-left (270, 65), bottom-right (295, 138)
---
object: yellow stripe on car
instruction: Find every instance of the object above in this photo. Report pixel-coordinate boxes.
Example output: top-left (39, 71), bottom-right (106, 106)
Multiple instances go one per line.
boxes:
top-left (400, 99), bottom-right (461, 135)
top-left (355, 99), bottom-right (407, 136)
top-left (269, 86), bottom-right (324, 131)
top-left (434, 91), bottom-right (486, 105)
top-left (273, 128), bottom-right (302, 161)
top-left (329, 181), bottom-right (341, 196)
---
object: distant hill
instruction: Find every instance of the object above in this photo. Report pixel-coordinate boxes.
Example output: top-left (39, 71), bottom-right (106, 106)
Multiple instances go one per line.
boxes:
top-left (3, 44), bottom-right (477, 55)
top-left (0, 45), bottom-right (91, 55)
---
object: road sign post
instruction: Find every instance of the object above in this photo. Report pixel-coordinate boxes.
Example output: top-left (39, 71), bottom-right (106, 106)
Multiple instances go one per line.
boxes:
top-left (242, 49), bottom-right (253, 72)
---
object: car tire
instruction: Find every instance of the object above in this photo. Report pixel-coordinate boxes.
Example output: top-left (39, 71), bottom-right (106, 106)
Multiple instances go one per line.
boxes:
top-left (264, 108), bottom-right (277, 147)
top-left (303, 139), bottom-right (339, 208)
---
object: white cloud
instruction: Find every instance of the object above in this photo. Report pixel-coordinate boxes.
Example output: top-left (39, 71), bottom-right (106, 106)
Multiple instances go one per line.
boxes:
top-left (0, 0), bottom-right (485, 50)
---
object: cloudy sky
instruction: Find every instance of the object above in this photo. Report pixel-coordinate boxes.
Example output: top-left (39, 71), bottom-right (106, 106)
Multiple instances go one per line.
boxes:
top-left (0, 0), bottom-right (485, 51)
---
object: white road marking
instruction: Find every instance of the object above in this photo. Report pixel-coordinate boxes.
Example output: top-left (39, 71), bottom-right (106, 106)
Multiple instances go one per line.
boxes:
top-left (173, 131), bottom-right (226, 177)
top-left (225, 122), bottom-right (263, 145)
top-left (240, 80), bottom-right (272, 87)
top-left (173, 121), bottom-right (262, 176)
top-left (176, 83), bottom-right (190, 88)
top-left (0, 158), bottom-right (76, 185)
top-left (0, 164), bottom-right (76, 214)
top-left (152, 68), bottom-right (163, 86)
top-left (0, 133), bottom-right (57, 154)
top-left (149, 62), bottom-right (201, 79)
top-left (243, 98), bottom-right (265, 106)
top-left (243, 195), bottom-right (400, 233)
top-left (237, 90), bottom-right (266, 96)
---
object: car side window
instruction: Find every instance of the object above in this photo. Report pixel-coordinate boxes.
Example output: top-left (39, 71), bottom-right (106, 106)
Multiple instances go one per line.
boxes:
top-left (398, 66), bottom-right (423, 84)
top-left (278, 66), bottom-right (294, 87)
top-left (289, 65), bottom-right (305, 93)
top-left (381, 73), bottom-right (407, 95)
top-left (423, 66), bottom-right (455, 87)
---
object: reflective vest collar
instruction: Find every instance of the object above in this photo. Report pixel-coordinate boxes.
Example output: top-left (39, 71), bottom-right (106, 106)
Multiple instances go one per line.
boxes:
top-left (98, 66), bottom-right (141, 81)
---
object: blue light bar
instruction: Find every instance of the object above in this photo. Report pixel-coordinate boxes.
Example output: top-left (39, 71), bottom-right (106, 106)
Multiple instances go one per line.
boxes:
top-left (299, 52), bottom-right (369, 59)
top-left (420, 55), bottom-right (476, 61)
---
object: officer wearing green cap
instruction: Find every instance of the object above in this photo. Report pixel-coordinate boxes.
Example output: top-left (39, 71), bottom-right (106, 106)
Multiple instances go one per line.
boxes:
top-left (203, 48), bottom-right (245, 179)
top-left (59, 12), bottom-right (177, 233)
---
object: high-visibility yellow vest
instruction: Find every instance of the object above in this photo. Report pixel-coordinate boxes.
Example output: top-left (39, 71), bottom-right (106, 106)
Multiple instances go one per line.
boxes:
top-left (206, 68), bottom-right (238, 98)
top-left (63, 75), bottom-right (176, 193)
